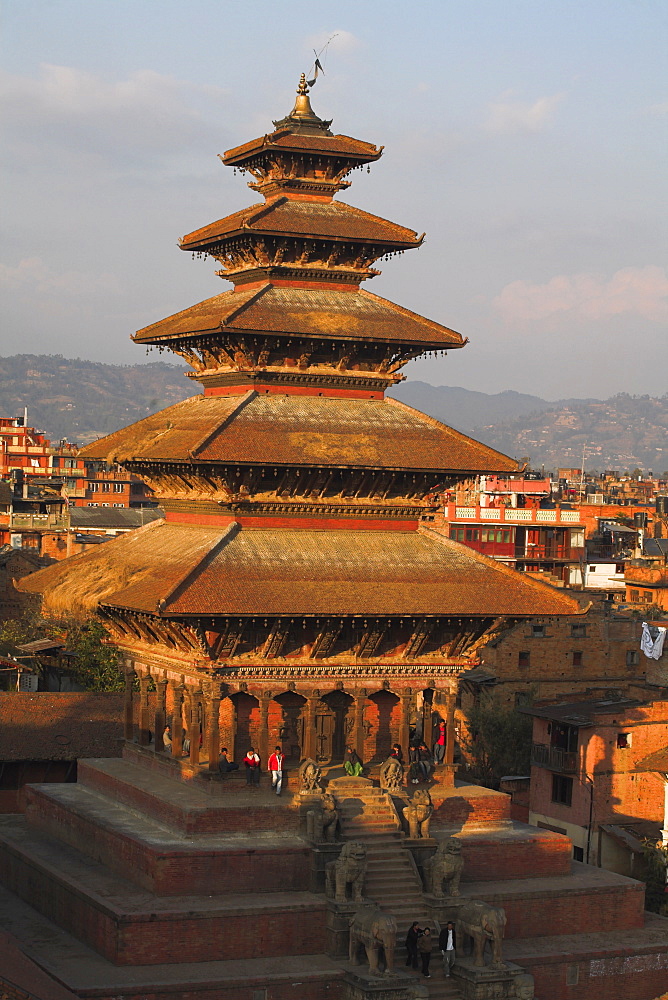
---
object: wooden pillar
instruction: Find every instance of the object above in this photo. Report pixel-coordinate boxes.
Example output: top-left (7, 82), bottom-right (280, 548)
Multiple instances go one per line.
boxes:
top-left (207, 685), bottom-right (221, 772)
top-left (154, 677), bottom-right (167, 753)
top-left (188, 689), bottom-right (201, 766)
top-left (171, 681), bottom-right (184, 757)
top-left (398, 691), bottom-right (412, 757)
top-left (303, 694), bottom-right (317, 760)
top-left (123, 664), bottom-right (135, 742)
top-left (445, 690), bottom-right (457, 766)
top-left (138, 672), bottom-right (151, 746)
top-left (258, 693), bottom-right (271, 768)
top-left (353, 691), bottom-right (367, 761)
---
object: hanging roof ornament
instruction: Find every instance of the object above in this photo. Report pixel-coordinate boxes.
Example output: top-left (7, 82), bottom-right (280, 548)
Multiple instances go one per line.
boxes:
top-left (272, 74), bottom-right (333, 135)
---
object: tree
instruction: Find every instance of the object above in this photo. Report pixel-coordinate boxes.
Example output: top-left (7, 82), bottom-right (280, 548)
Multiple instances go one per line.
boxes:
top-left (642, 840), bottom-right (668, 916)
top-left (459, 702), bottom-right (533, 788)
top-left (0, 611), bottom-right (123, 693)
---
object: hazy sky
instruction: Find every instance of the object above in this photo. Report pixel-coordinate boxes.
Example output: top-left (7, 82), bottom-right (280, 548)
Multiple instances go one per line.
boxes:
top-left (1, 0), bottom-right (666, 399)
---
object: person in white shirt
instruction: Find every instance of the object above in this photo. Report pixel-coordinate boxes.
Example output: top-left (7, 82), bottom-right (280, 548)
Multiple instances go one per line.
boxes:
top-left (439, 921), bottom-right (456, 976)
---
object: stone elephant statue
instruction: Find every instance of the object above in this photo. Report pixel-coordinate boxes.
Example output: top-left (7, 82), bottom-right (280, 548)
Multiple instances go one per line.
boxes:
top-left (423, 836), bottom-right (463, 896)
top-left (326, 841), bottom-right (367, 902)
top-left (456, 899), bottom-right (506, 968)
top-left (349, 905), bottom-right (397, 975)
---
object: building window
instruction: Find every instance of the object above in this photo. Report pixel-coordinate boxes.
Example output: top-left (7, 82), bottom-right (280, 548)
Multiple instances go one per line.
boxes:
top-left (514, 691), bottom-right (530, 708)
top-left (101, 503), bottom-right (110, 507)
top-left (113, 503), bottom-right (124, 508)
top-left (571, 624), bottom-right (586, 638)
top-left (465, 528), bottom-right (480, 542)
top-left (617, 732), bottom-right (632, 749)
top-left (88, 481), bottom-right (98, 491)
top-left (641, 591), bottom-right (654, 603)
top-left (551, 774), bottom-right (573, 806)
top-left (102, 482), bottom-right (111, 492)
top-left (626, 650), bottom-right (639, 666)
top-left (518, 651), bottom-right (530, 668)
top-left (114, 483), bottom-right (124, 492)
top-left (450, 527), bottom-right (465, 542)
top-left (573, 846), bottom-right (584, 863)
top-left (87, 502), bottom-right (98, 507)
top-left (572, 651), bottom-right (583, 667)
top-left (629, 590), bottom-right (639, 601)
top-left (532, 625), bottom-right (545, 637)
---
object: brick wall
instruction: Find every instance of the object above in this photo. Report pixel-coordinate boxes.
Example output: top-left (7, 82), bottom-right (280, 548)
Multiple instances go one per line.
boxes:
top-left (524, 950), bottom-right (668, 1000)
top-left (472, 604), bottom-right (644, 713)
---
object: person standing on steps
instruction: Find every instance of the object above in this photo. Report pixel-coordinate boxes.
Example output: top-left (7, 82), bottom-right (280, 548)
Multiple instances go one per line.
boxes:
top-left (405, 921), bottom-right (422, 970)
top-left (244, 747), bottom-right (261, 787)
top-left (439, 921), bottom-right (457, 977)
top-left (433, 719), bottom-right (446, 766)
top-left (268, 745), bottom-right (284, 795)
top-left (418, 925), bottom-right (433, 978)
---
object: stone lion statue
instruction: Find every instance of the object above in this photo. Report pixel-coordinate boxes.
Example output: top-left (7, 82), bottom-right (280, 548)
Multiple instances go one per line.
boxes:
top-left (326, 840), bottom-right (366, 902)
top-left (299, 757), bottom-right (323, 794)
top-left (306, 792), bottom-right (339, 843)
top-left (402, 788), bottom-right (433, 840)
top-left (423, 837), bottom-right (463, 896)
top-left (379, 755), bottom-right (403, 795)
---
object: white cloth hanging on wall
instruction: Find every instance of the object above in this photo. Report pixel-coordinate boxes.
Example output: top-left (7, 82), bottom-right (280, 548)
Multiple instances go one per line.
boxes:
top-left (641, 622), bottom-right (666, 660)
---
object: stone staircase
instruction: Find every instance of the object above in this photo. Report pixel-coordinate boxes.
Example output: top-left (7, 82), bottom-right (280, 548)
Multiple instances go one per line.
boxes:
top-left (328, 777), bottom-right (461, 999)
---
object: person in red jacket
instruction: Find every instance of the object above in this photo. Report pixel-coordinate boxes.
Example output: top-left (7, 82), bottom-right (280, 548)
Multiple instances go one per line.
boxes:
top-left (268, 746), bottom-right (284, 796)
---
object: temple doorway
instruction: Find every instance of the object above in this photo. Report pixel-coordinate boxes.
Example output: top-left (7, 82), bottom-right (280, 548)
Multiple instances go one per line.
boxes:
top-left (274, 691), bottom-right (306, 765)
top-left (315, 690), bottom-right (353, 764)
top-left (231, 691), bottom-right (259, 761)
top-left (367, 690), bottom-right (399, 763)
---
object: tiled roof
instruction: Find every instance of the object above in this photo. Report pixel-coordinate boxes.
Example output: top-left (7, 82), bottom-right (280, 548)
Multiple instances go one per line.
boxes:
top-left (0, 693), bottom-right (125, 761)
top-left (20, 520), bottom-right (583, 619)
top-left (180, 198), bottom-right (420, 250)
top-left (79, 392), bottom-right (519, 474)
top-left (634, 746), bottom-right (668, 772)
top-left (133, 284), bottom-right (465, 348)
top-left (224, 131), bottom-right (381, 162)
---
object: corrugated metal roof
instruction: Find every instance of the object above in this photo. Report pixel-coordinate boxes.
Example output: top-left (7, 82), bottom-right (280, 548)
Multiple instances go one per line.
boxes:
top-left (79, 391), bottom-right (518, 474)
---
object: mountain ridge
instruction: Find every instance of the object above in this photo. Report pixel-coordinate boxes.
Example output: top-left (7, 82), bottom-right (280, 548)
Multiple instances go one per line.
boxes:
top-left (0, 356), bottom-right (665, 473)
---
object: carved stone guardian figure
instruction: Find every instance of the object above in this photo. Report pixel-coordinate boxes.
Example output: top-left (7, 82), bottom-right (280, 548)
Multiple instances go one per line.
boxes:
top-left (456, 899), bottom-right (507, 968)
top-left (326, 841), bottom-right (367, 902)
top-left (514, 974), bottom-right (535, 999)
top-left (299, 757), bottom-right (323, 794)
top-left (379, 755), bottom-right (404, 795)
top-left (306, 792), bottom-right (339, 843)
top-left (349, 905), bottom-right (397, 975)
top-left (423, 836), bottom-right (463, 895)
top-left (403, 787), bottom-right (433, 839)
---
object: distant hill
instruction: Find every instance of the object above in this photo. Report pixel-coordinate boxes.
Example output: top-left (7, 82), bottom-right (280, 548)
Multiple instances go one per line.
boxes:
top-left (0, 357), bottom-right (665, 472)
top-left (0, 355), bottom-right (192, 445)
top-left (390, 382), bottom-right (668, 473)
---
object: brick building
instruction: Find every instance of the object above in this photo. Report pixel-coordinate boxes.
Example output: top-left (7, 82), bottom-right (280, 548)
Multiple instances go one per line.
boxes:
top-left (525, 697), bottom-right (668, 876)
top-left (466, 601), bottom-right (647, 714)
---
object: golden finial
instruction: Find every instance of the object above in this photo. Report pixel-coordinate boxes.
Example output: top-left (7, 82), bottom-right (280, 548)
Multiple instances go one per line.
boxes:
top-left (297, 73), bottom-right (309, 95)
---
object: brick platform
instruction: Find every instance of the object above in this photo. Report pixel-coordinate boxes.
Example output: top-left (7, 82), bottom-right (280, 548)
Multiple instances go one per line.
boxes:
top-left (25, 783), bottom-right (310, 896)
top-left (78, 756), bottom-right (302, 834)
top-left (0, 884), bottom-right (343, 1000)
top-left (459, 864), bottom-right (646, 937)
top-left (0, 816), bottom-right (326, 965)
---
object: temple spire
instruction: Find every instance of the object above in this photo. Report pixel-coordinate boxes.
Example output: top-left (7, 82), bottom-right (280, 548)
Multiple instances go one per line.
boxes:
top-left (272, 74), bottom-right (333, 134)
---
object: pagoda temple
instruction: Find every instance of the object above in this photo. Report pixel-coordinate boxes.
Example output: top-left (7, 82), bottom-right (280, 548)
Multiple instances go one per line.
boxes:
top-left (5, 76), bottom-right (668, 1000)
top-left (20, 74), bottom-right (581, 776)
